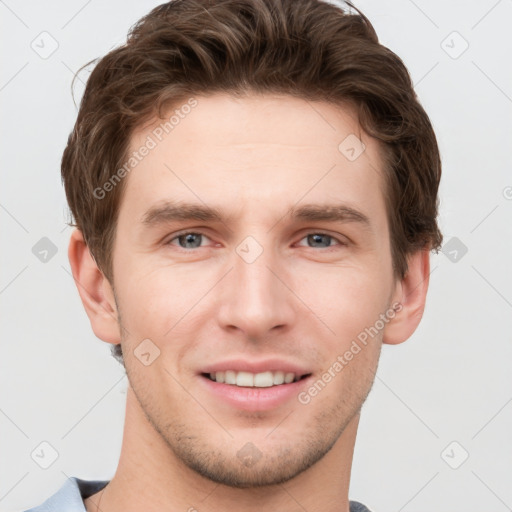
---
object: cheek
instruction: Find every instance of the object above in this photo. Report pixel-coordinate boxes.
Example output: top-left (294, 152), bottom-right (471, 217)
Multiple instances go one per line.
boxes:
top-left (115, 262), bottom-right (223, 351)
top-left (293, 262), bottom-right (390, 338)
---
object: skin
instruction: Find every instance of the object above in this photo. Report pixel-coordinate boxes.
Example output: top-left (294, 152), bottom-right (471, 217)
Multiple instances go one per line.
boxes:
top-left (69, 93), bottom-right (430, 512)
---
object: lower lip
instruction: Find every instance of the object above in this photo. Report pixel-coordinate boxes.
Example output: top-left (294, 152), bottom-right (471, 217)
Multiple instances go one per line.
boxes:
top-left (199, 374), bottom-right (312, 411)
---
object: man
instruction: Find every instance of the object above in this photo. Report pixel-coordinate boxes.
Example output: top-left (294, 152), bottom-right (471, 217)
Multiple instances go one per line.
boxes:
top-left (25, 0), bottom-right (442, 510)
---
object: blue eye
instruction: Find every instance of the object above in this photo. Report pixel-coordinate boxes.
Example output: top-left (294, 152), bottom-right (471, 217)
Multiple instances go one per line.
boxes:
top-left (167, 232), bottom-right (209, 249)
top-left (165, 231), bottom-right (346, 251)
top-left (297, 233), bottom-right (345, 249)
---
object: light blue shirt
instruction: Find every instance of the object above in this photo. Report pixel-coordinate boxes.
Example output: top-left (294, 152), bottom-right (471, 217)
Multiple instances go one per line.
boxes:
top-left (24, 477), bottom-right (109, 512)
top-left (23, 476), bottom-right (373, 511)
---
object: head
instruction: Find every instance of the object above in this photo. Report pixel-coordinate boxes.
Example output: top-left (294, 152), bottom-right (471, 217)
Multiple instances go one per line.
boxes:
top-left (65, 0), bottom-right (442, 489)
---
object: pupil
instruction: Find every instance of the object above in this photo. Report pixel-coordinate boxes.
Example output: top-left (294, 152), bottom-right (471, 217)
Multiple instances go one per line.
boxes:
top-left (309, 234), bottom-right (329, 247)
top-left (180, 233), bottom-right (201, 248)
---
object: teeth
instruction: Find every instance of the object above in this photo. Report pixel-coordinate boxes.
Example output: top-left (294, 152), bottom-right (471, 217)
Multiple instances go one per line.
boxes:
top-left (225, 370), bottom-right (236, 385)
top-left (273, 371), bottom-right (285, 385)
top-left (254, 371), bottom-right (273, 387)
top-left (236, 371), bottom-right (254, 387)
top-left (208, 370), bottom-right (299, 387)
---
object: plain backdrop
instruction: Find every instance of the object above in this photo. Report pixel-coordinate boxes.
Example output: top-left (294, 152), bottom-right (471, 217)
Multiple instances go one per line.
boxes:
top-left (1, 1), bottom-right (511, 511)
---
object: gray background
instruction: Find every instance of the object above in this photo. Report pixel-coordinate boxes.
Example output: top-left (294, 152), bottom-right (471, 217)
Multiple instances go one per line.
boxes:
top-left (1, 1), bottom-right (511, 511)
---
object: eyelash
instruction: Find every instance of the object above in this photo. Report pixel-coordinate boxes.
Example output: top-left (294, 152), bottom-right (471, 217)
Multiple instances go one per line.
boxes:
top-left (164, 231), bottom-right (347, 251)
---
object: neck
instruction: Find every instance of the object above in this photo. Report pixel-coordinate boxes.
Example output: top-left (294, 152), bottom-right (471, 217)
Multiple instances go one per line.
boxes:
top-left (86, 385), bottom-right (359, 512)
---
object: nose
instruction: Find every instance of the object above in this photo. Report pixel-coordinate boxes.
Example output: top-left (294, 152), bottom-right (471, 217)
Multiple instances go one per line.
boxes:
top-left (216, 240), bottom-right (296, 341)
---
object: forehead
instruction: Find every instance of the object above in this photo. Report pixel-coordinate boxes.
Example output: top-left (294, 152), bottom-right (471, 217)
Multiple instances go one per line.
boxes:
top-left (119, 93), bottom-right (388, 229)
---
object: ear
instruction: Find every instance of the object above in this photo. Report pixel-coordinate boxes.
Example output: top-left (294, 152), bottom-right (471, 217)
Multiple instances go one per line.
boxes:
top-left (382, 249), bottom-right (431, 345)
top-left (68, 228), bottom-right (121, 344)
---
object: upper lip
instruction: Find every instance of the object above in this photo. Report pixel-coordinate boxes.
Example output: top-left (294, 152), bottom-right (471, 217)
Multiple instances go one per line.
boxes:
top-left (200, 358), bottom-right (311, 377)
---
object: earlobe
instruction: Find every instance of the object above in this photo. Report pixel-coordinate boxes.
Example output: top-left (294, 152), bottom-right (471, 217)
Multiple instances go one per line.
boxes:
top-left (382, 249), bottom-right (431, 345)
top-left (68, 228), bottom-right (121, 344)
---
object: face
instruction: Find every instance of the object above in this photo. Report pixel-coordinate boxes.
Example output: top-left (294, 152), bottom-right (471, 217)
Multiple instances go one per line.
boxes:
top-left (110, 93), bottom-right (400, 487)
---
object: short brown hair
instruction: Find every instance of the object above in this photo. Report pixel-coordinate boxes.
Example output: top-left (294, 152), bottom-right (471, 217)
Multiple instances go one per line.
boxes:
top-left (62, 0), bottom-right (442, 284)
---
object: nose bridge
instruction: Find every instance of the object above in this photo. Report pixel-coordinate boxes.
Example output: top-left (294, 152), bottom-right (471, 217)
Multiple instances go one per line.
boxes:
top-left (217, 235), bottom-right (295, 338)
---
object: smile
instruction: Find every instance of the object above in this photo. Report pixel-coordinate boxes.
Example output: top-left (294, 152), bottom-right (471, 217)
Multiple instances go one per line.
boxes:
top-left (203, 370), bottom-right (310, 387)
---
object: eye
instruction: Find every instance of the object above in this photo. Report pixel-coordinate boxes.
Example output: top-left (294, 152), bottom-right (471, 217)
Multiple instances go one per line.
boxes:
top-left (164, 231), bottom-right (347, 251)
top-left (296, 233), bottom-right (346, 250)
top-left (165, 231), bottom-right (211, 250)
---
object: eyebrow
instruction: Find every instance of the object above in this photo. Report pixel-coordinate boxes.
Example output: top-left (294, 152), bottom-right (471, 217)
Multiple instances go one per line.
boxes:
top-left (141, 201), bottom-right (372, 229)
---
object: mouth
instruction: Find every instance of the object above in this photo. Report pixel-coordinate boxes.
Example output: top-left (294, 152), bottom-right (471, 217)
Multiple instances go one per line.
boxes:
top-left (198, 359), bottom-right (314, 411)
top-left (201, 370), bottom-right (312, 387)
top-left (199, 370), bottom-right (313, 411)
